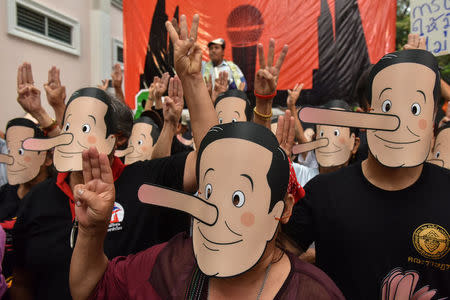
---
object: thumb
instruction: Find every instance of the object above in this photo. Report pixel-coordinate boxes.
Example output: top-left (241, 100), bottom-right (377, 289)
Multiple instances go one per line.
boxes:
top-left (43, 83), bottom-right (51, 93)
top-left (74, 184), bottom-right (99, 208)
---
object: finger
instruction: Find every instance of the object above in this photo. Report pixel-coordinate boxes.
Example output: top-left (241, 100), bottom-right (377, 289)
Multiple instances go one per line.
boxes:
top-left (21, 64), bottom-right (28, 87)
top-left (293, 83), bottom-right (299, 90)
top-left (0, 154), bottom-right (14, 165)
top-left (179, 14), bottom-right (188, 40)
top-left (415, 290), bottom-right (436, 300)
top-left (56, 68), bottom-right (62, 85)
top-left (189, 14), bottom-right (199, 41)
top-left (267, 38), bottom-right (275, 68)
top-left (297, 83), bottom-right (304, 92)
top-left (168, 77), bottom-right (174, 98)
top-left (174, 75), bottom-right (182, 98)
top-left (88, 147), bottom-right (101, 180)
top-left (418, 36), bottom-right (426, 50)
top-left (407, 33), bottom-right (414, 46)
top-left (412, 286), bottom-right (430, 300)
top-left (114, 146), bottom-right (134, 158)
top-left (258, 43), bottom-right (266, 69)
top-left (138, 184), bottom-right (218, 225)
top-left (98, 153), bottom-right (114, 184)
top-left (292, 138), bottom-right (329, 154)
top-left (395, 273), bottom-right (417, 299)
top-left (165, 20), bottom-right (180, 44)
top-left (23, 133), bottom-right (73, 151)
top-left (82, 149), bottom-right (93, 183)
top-left (17, 64), bottom-right (23, 89)
top-left (282, 111), bottom-right (291, 145)
top-left (48, 67), bottom-right (52, 84)
top-left (298, 107), bottom-right (400, 131)
top-left (276, 115), bottom-right (285, 145)
top-left (275, 44), bottom-right (289, 71)
top-left (74, 184), bottom-right (111, 210)
top-left (43, 83), bottom-right (51, 93)
top-left (26, 63), bottom-right (34, 84)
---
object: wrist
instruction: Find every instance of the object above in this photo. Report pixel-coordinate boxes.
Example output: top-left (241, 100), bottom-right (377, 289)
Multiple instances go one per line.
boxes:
top-left (162, 120), bottom-right (178, 133)
top-left (78, 222), bottom-right (108, 240)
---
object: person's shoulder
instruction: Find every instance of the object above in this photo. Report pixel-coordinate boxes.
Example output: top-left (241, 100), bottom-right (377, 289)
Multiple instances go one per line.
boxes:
top-left (0, 183), bottom-right (18, 195)
top-left (424, 162), bottom-right (450, 177)
top-left (286, 252), bottom-right (345, 299)
top-left (306, 162), bottom-right (360, 188)
top-left (124, 152), bottom-right (189, 173)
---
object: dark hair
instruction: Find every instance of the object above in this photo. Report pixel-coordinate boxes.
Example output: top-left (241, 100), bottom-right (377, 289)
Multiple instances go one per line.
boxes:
top-left (140, 110), bottom-right (164, 129)
top-left (352, 65), bottom-right (373, 111)
top-left (134, 116), bottom-right (161, 146)
top-left (6, 118), bottom-right (45, 139)
top-left (320, 99), bottom-right (359, 136)
top-left (196, 122), bottom-right (289, 212)
top-left (367, 49), bottom-right (441, 113)
top-left (435, 122), bottom-right (450, 137)
top-left (63, 87), bottom-right (133, 139)
top-left (214, 89), bottom-right (252, 121)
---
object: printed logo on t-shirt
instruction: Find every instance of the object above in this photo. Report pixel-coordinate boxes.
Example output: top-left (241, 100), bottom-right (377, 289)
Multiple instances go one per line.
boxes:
top-left (412, 223), bottom-right (450, 260)
top-left (108, 202), bottom-right (124, 232)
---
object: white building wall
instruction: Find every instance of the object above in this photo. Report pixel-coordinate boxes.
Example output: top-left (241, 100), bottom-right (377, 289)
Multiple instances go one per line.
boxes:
top-left (0, 0), bottom-right (123, 130)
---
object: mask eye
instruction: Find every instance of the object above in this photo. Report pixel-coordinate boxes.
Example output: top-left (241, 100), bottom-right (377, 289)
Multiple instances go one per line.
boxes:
top-left (6, 148), bottom-right (10, 155)
top-left (232, 119), bottom-right (237, 123)
top-left (232, 191), bottom-right (245, 208)
top-left (436, 151), bottom-right (440, 158)
top-left (18, 148), bottom-right (25, 156)
top-left (219, 118), bottom-right (223, 124)
top-left (411, 103), bottom-right (421, 116)
top-left (382, 100), bottom-right (392, 113)
top-left (82, 124), bottom-right (91, 133)
top-left (334, 129), bottom-right (340, 136)
top-left (319, 130), bottom-right (324, 137)
top-left (205, 184), bottom-right (212, 200)
top-left (138, 140), bottom-right (143, 146)
top-left (64, 122), bottom-right (70, 131)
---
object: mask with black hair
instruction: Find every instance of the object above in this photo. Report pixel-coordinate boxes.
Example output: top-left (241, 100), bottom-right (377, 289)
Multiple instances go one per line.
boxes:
top-left (428, 124), bottom-right (450, 169)
top-left (22, 87), bottom-right (133, 172)
top-left (214, 89), bottom-right (252, 124)
top-left (0, 118), bottom-right (48, 184)
top-left (137, 122), bottom-right (290, 277)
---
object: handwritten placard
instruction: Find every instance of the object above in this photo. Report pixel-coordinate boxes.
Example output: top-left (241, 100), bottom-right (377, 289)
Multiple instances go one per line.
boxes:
top-left (410, 0), bottom-right (450, 56)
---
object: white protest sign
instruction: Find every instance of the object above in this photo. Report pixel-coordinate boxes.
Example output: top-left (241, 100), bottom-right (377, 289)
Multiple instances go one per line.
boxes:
top-left (410, 0), bottom-right (450, 56)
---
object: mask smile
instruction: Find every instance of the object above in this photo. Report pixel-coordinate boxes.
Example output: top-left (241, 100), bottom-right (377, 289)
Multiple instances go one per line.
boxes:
top-left (8, 167), bottom-right (27, 173)
top-left (374, 134), bottom-right (420, 145)
top-left (198, 226), bottom-right (243, 246)
top-left (56, 148), bottom-right (83, 155)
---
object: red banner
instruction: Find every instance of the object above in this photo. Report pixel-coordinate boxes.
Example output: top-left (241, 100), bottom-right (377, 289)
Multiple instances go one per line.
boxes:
top-left (124, 0), bottom-right (396, 109)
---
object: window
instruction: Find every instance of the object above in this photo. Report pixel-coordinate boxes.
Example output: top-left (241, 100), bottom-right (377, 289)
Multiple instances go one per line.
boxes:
top-left (111, 0), bottom-right (123, 10)
top-left (113, 38), bottom-right (124, 68)
top-left (7, 0), bottom-right (80, 56)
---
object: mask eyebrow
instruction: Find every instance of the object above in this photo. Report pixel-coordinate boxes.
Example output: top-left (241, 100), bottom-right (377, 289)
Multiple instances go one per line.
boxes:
top-left (140, 133), bottom-right (146, 139)
top-left (240, 174), bottom-right (253, 191)
top-left (379, 87), bottom-right (392, 100)
top-left (417, 90), bottom-right (426, 103)
top-left (88, 115), bottom-right (96, 124)
top-left (234, 111), bottom-right (241, 118)
top-left (204, 168), bottom-right (214, 181)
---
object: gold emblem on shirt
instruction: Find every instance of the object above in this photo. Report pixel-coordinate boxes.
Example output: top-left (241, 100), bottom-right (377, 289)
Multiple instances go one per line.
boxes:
top-left (412, 223), bottom-right (450, 260)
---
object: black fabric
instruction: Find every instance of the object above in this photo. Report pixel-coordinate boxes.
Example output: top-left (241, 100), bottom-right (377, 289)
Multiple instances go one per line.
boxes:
top-left (0, 184), bottom-right (20, 298)
top-left (171, 138), bottom-right (194, 155)
top-left (284, 162), bottom-right (450, 299)
top-left (13, 152), bottom-right (190, 300)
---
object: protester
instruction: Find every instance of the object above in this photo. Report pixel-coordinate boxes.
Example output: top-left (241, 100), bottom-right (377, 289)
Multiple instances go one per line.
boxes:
top-left (285, 49), bottom-right (450, 299)
top-left (202, 38), bottom-right (247, 91)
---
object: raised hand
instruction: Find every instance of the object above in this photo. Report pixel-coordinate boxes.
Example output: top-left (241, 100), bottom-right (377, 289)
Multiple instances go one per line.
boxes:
top-left (205, 74), bottom-right (213, 96)
top-left (403, 33), bottom-right (426, 50)
top-left (17, 62), bottom-right (44, 116)
top-left (163, 76), bottom-right (184, 125)
top-left (254, 39), bottom-right (288, 96)
top-left (111, 63), bottom-right (123, 89)
top-left (74, 147), bottom-right (116, 235)
top-left (154, 72), bottom-right (170, 98)
top-left (211, 71), bottom-right (229, 101)
top-left (44, 66), bottom-right (66, 108)
top-left (276, 110), bottom-right (295, 157)
top-left (287, 83), bottom-right (303, 108)
top-left (97, 79), bottom-right (109, 91)
top-left (165, 14), bottom-right (201, 78)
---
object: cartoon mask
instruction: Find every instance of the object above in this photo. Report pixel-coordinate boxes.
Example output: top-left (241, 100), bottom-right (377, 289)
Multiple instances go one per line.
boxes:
top-left (115, 117), bottom-right (160, 164)
top-left (138, 122), bottom-right (289, 277)
top-left (0, 118), bottom-right (47, 185)
top-left (23, 88), bottom-right (117, 172)
top-left (428, 125), bottom-right (450, 169)
top-left (215, 90), bottom-right (252, 124)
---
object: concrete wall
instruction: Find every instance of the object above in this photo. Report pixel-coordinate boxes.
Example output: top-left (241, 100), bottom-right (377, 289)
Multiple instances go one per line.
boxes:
top-left (0, 0), bottom-right (123, 130)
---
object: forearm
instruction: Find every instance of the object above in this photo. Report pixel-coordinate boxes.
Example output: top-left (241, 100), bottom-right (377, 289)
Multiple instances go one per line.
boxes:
top-left (69, 229), bottom-right (108, 300)
top-left (151, 122), bottom-right (176, 159)
top-left (181, 74), bottom-right (218, 150)
top-left (253, 97), bottom-right (273, 129)
top-left (154, 96), bottom-right (164, 110)
top-left (10, 268), bottom-right (33, 300)
top-left (114, 87), bottom-right (125, 103)
top-left (34, 108), bottom-right (61, 137)
top-left (51, 104), bottom-right (66, 127)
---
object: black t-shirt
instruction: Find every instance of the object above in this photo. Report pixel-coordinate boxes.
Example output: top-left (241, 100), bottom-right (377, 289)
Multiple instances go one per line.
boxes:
top-left (284, 162), bottom-right (450, 299)
top-left (13, 153), bottom-right (190, 300)
top-left (0, 184), bottom-right (19, 290)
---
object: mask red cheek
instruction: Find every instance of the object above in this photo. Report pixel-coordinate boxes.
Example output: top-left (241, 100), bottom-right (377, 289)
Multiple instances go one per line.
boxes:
top-left (87, 135), bottom-right (97, 144)
top-left (241, 212), bottom-right (255, 227)
top-left (141, 146), bottom-right (148, 152)
top-left (418, 119), bottom-right (427, 130)
top-left (338, 137), bottom-right (346, 145)
top-left (24, 156), bottom-right (32, 163)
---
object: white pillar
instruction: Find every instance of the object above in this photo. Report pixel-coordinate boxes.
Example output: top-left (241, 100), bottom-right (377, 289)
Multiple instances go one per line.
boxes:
top-left (90, 0), bottom-right (111, 86)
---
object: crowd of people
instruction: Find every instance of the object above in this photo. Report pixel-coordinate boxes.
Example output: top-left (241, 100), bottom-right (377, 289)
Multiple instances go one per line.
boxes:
top-left (0, 13), bottom-right (450, 300)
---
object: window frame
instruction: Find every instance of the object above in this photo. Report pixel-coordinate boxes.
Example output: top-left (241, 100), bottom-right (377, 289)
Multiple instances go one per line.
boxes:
top-left (7, 0), bottom-right (81, 56)
top-left (112, 38), bottom-right (124, 69)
